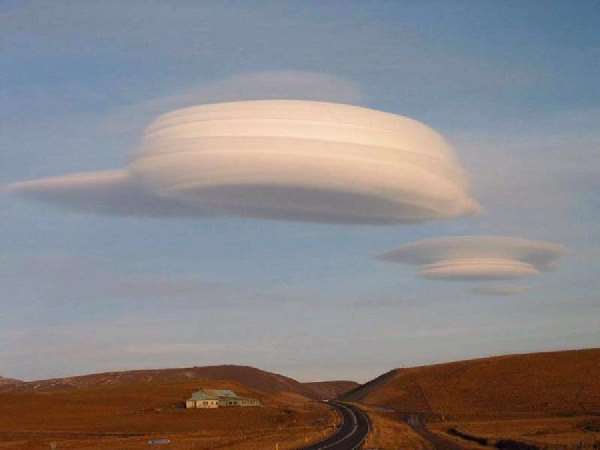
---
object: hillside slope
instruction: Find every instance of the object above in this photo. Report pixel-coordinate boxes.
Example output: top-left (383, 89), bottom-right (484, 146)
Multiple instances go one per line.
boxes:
top-left (2, 364), bottom-right (316, 398)
top-left (303, 380), bottom-right (360, 400)
top-left (343, 348), bottom-right (600, 418)
top-left (0, 376), bottom-right (22, 386)
top-left (0, 365), bottom-right (334, 449)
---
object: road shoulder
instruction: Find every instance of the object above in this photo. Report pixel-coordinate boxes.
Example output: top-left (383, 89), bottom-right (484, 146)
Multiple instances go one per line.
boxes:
top-left (350, 403), bottom-right (431, 450)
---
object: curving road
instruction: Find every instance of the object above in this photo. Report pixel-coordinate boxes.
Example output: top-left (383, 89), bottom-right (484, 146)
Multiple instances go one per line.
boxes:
top-left (298, 401), bottom-right (370, 450)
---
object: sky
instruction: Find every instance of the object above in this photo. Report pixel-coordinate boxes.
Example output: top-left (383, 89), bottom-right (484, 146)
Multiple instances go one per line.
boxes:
top-left (1, 0), bottom-right (599, 382)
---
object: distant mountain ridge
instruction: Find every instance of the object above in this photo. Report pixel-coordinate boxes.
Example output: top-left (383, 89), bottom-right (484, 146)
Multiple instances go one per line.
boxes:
top-left (2, 366), bottom-right (362, 401)
top-left (341, 348), bottom-right (600, 418)
top-left (0, 365), bottom-right (318, 398)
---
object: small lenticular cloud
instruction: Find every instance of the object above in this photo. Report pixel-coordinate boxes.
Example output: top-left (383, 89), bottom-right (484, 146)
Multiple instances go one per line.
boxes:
top-left (6, 100), bottom-right (479, 224)
top-left (378, 236), bottom-right (566, 281)
top-left (469, 285), bottom-right (529, 296)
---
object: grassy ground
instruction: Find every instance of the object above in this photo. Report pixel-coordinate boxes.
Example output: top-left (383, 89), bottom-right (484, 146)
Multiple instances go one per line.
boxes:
top-left (344, 349), bottom-right (600, 419)
top-left (354, 404), bottom-right (431, 450)
top-left (0, 379), bottom-right (337, 449)
top-left (429, 416), bottom-right (600, 450)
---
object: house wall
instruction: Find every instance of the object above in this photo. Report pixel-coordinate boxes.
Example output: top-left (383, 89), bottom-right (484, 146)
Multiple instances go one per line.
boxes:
top-left (196, 400), bottom-right (219, 408)
top-left (186, 399), bottom-right (219, 408)
top-left (219, 398), bottom-right (241, 407)
top-left (187, 390), bottom-right (260, 408)
top-left (217, 398), bottom-right (260, 407)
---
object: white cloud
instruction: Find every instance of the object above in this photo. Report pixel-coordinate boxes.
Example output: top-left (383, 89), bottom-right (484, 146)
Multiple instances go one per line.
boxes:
top-left (98, 70), bottom-right (364, 136)
top-left (6, 100), bottom-right (479, 224)
top-left (378, 236), bottom-right (566, 281)
top-left (4, 170), bottom-right (210, 217)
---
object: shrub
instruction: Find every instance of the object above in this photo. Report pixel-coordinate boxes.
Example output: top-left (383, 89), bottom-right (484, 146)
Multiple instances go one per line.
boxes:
top-left (496, 439), bottom-right (539, 450)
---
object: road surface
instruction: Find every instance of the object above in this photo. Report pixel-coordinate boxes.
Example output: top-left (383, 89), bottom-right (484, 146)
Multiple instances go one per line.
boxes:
top-left (298, 401), bottom-right (370, 450)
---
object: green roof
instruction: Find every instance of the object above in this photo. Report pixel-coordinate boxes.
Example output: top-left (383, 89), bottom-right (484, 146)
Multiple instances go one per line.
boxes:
top-left (204, 389), bottom-right (237, 397)
top-left (188, 388), bottom-right (260, 403)
top-left (189, 390), bottom-right (219, 401)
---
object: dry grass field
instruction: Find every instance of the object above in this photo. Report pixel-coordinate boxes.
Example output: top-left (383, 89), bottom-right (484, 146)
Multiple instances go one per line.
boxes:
top-left (4, 350), bottom-right (599, 449)
top-left (343, 349), bottom-right (600, 450)
top-left (355, 404), bottom-right (432, 450)
top-left (344, 349), bottom-right (600, 419)
top-left (430, 416), bottom-right (600, 450)
top-left (0, 366), bottom-right (336, 450)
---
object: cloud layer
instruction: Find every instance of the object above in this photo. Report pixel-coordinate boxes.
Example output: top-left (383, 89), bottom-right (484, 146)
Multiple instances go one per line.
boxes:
top-left (7, 100), bottom-right (479, 224)
top-left (5, 170), bottom-right (209, 217)
top-left (469, 285), bottom-right (529, 296)
top-left (378, 236), bottom-right (566, 281)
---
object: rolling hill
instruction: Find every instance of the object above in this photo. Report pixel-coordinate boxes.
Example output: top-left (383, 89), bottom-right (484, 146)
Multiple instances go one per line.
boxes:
top-left (0, 365), bottom-right (335, 450)
top-left (342, 348), bottom-right (600, 418)
top-left (302, 380), bottom-right (360, 400)
top-left (0, 376), bottom-right (22, 386)
top-left (2, 364), bottom-right (316, 397)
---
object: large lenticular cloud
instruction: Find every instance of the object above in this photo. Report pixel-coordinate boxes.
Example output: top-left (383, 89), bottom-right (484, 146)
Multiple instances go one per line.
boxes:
top-left (6, 100), bottom-right (479, 224)
top-left (378, 236), bottom-right (566, 280)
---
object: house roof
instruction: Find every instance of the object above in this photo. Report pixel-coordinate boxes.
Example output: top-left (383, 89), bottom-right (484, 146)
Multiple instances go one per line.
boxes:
top-left (189, 390), bottom-right (219, 401)
top-left (204, 389), bottom-right (237, 398)
top-left (188, 388), bottom-right (260, 403)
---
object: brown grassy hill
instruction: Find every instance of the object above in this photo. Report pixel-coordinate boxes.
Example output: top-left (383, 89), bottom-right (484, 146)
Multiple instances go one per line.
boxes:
top-left (342, 348), bottom-right (600, 418)
top-left (0, 365), bottom-right (335, 450)
top-left (303, 380), bottom-right (360, 400)
top-left (2, 364), bottom-right (316, 398)
top-left (0, 376), bottom-right (22, 386)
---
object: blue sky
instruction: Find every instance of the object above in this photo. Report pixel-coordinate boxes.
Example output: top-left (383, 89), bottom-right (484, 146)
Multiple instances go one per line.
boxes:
top-left (1, 0), bottom-right (599, 382)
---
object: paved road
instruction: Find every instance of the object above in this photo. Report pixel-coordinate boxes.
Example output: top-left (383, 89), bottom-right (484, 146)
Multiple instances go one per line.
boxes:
top-left (298, 401), bottom-right (370, 450)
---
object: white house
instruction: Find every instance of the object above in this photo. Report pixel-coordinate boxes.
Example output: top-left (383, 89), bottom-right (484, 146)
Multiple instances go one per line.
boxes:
top-left (186, 389), bottom-right (261, 409)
